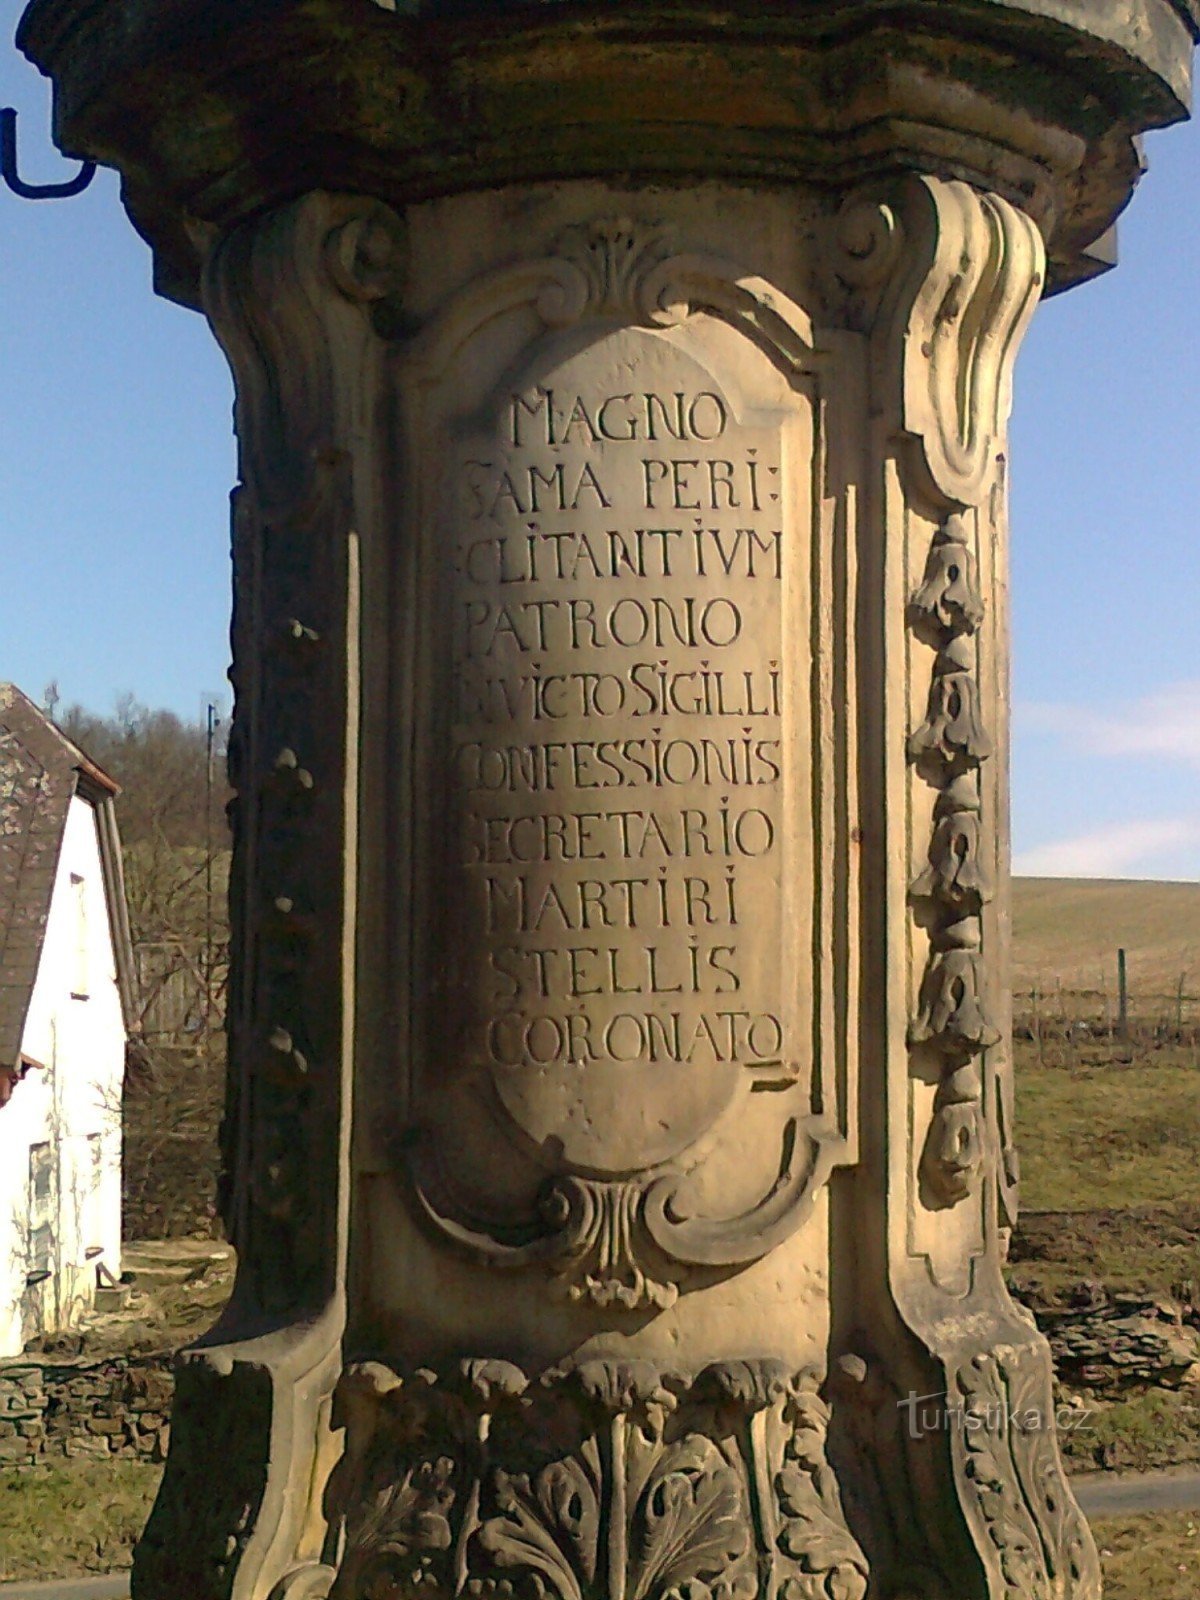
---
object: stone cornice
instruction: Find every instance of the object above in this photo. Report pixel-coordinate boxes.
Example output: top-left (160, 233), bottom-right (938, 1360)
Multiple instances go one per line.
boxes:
top-left (18, 1), bottom-right (1196, 304)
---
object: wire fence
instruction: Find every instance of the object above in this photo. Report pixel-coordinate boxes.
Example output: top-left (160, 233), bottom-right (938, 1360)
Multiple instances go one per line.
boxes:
top-left (1013, 959), bottom-right (1200, 1057)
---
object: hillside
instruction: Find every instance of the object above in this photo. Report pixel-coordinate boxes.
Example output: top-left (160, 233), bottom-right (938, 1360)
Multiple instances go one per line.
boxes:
top-left (1012, 877), bottom-right (1200, 1010)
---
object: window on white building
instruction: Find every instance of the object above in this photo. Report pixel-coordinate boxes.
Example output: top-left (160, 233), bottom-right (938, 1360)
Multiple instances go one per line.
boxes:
top-left (27, 1142), bottom-right (54, 1282)
top-left (70, 872), bottom-right (89, 999)
top-left (84, 1132), bottom-right (104, 1262)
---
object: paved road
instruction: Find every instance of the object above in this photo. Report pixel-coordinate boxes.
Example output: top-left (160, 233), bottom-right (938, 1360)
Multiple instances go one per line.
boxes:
top-left (1073, 1468), bottom-right (1200, 1519)
top-left (4, 1472), bottom-right (1200, 1596)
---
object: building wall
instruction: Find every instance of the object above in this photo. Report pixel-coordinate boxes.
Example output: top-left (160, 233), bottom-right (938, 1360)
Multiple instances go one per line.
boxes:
top-left (0, 795), bottom-right (125, 1358)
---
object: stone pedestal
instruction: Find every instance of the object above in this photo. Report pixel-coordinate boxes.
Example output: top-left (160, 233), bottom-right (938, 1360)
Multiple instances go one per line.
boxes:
top-left (20, 4), bottom-right (1196, 1597)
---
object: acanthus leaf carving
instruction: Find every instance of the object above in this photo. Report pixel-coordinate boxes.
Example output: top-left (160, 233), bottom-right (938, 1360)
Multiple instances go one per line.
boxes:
top-left (478, 1449), bottom-right (602, 1600)
top-left (552, 219), bottom-right (676, 323)
top-left (950, 1344), bottom-right (1100, 1600)
top-left (772, 1376), bottom-right (869, 1600)
top-left (631, 1435), bottom-right (754, 1600)
top-left (551, 1180), bottom-right (677, 1312)
top-left (341, 1454), bottom-right (457, 1599)
top-left (407, 1153), bottom-right (678, 1314)
top-left (561, 1359), bottom-right (679, 1427)
top-left (413, 218), bottom-right (815, 367)
top-left (326, 1359), bottom-right (865, 1600)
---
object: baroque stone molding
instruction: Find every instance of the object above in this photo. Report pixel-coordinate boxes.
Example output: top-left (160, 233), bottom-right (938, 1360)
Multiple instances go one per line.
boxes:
top-left (22, 0), bottom-right (1197, 307)
top-left (829, 1336), bottom-right (1101, 1600)
top-left (410, 219), bottom-right (815, 371)
top-left (880, 176), bottom-right (1041, 1210)
top-left (948, 1341), bottom-right (1101, 1600)
top-left (412, 1123), bottom-right (835, 1314)
top-left (134, 192), bottom-right (401, 1600)
top-left (21, 2), bottom-right (1190, 1593)
top-left (835, 177), bottom-right (1043, 509)
top-left (294, 1357), bottom-right (868, 1600)
top-left (830, 170), bottom-right (1100, 1598)
top-left (835, 177), bottom-right (1042, 1213)
top-left (204, 191), bottom-right (401, 1311)
top-left (398, 217), bottom-right (855, 1313)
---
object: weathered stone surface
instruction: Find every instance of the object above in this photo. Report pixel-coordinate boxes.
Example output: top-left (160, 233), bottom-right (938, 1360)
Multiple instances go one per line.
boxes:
top-left (19, 0), bottom-right (1199, 303)
top-left (18, 3), bottom-right (1196, 1599)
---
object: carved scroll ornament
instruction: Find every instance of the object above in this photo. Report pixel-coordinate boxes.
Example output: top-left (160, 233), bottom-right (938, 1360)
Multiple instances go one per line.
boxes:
top-left (835, 177), bottom-right (1044, 506)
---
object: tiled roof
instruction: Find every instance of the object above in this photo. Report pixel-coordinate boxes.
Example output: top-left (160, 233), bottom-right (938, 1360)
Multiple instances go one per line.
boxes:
top-left (0, 684), bottom-right (120, 1067)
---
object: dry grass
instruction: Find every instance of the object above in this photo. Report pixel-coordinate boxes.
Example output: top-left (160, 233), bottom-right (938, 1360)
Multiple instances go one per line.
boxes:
top-left (1059, 1390), bottom-right (1200, 1473)
top-left (1008, 1018), bottom-right (1200, 1488)
top-left (0, 1460), bottom-right (160, 1580)
top-left (1013, 876), bottom-right (1200, 1020)
top-left (1093, 1510), bottom-right (1200, 1599)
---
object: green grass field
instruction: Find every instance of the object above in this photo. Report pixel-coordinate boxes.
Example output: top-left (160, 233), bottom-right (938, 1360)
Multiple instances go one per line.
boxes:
top-left (1009, 876), bottom-right (1200, 1298)
top-left (0, 1460), bottom-right (159, 1581)
top-left (1014, 1042), bottom-right (1200, 1217)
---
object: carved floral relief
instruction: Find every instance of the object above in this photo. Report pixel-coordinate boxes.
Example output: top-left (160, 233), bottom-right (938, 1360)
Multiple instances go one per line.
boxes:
top-left (320, 1358), bottom-right (867, 1600)
top-left (949, 1344), bottom-right (1101, 1600)
top-left (907, 510), bottom-right (997, 1206)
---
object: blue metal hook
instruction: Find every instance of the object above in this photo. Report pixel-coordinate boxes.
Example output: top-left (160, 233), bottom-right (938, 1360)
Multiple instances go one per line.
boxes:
top-left (1, 107), bottom-right (95, 199)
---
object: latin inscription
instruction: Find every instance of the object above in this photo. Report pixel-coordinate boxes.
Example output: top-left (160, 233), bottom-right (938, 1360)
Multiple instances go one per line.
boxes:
top-left (444, 367), bottom-right (789, 1073)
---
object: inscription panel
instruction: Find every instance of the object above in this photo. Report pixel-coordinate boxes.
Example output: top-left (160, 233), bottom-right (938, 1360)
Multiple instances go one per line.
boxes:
top-left (419, 327), bottom-right (811, 1175)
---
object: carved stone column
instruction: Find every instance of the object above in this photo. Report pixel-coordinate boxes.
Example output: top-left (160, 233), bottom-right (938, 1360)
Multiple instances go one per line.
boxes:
top-left (19, 4), bottom-right (1196, 1598)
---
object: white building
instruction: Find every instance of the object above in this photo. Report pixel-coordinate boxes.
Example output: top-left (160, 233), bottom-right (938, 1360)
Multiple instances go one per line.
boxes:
top-left (0, 685), bottom-right (134, 1358)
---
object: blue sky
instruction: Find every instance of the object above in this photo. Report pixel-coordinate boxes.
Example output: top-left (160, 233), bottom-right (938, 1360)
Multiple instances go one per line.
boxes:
top-left (2, 16), bottom-right (1198, 880)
